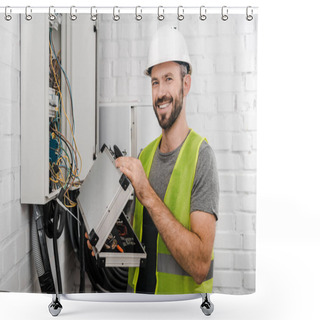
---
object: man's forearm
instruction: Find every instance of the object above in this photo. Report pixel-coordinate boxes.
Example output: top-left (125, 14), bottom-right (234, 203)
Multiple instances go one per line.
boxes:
top-left (115, 156), bottom-right (215, 284)
top-left (142, 185), bottom-right (214, 284)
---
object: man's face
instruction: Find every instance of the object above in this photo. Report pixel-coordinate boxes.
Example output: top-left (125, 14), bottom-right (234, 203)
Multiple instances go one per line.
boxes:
top-left (151, 62), bottom-right (185, 131)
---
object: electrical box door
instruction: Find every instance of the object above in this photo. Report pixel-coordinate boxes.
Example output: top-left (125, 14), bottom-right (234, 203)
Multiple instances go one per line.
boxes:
top-left (77, 145), bottom-right (146, 267)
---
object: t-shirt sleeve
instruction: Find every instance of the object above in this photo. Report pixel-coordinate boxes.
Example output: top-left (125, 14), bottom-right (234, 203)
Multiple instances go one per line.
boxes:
top-left (190, 141), bottom-right (219, 220)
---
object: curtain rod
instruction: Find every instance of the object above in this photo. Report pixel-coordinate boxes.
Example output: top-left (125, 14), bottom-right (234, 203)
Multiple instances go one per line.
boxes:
top-left (0, 6), bottom-right (258, 15)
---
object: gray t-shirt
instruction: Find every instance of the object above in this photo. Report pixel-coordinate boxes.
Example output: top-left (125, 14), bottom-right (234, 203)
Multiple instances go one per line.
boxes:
top-left (149, 137), bottom-right (219, 220)
top-left (136, 132), bottom-right (219, 294)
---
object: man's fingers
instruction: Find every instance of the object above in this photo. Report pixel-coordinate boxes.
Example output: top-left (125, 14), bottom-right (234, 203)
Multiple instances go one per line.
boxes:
top-left (115, 157), bottom-right (123, 168)
top-left (116, 156), bottom-right (130, 166)
top-left (118, 165), bottom-right (133, 182)
top-left (116, 157), bottom-right (136, 172)
top-left (115, 157), bottom-right (145, 189)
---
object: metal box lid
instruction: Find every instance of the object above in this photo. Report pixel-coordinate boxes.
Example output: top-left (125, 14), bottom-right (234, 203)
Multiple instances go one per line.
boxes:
top-left (77, 146), bottom-right (134, 253)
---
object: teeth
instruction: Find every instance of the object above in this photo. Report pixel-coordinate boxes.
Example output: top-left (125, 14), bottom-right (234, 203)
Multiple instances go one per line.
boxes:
top-left (158, 103), bottom-right (170, 109)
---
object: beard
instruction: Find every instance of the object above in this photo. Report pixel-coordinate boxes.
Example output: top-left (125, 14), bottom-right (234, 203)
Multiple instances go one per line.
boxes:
top-left (153, 85), bottom-right (184, 131)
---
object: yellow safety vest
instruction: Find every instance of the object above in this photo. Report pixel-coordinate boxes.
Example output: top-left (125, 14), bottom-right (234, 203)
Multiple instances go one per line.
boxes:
top-left (128, 129), bottom-right (214, 294)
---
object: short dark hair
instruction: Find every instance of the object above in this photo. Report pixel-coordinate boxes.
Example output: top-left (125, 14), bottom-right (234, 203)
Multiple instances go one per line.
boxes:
top-left (174, 61), bottom-right (189, 79)
top-left (148, 61), bottom-right (190, 78)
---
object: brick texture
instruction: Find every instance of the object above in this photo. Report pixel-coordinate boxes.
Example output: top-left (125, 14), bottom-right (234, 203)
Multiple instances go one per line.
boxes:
top-left (97, 13), bottom-right (257, 294)
top-left (1, 11), bottom-right (257, 294)
top-left (0, 17), bottom-right (75, 293)
top-left (0, 18), bottom-right (34, 292)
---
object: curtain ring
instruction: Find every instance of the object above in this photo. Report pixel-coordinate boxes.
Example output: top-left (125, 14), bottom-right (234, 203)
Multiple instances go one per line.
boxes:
top-left (70, 6), bottom-right (77, 21)
top-left (91, 6), bottom-right (97, 21)
top-left (113, 6), bottom-right (120, 21)
top-left (4, 6), bottom-right (12, 21)
top-left (158, 6), bottom-right (165, 21)
top-left (246, 6), bottom-right (254, 21)
top-left (200, 6), bottom-right (207, 21)
top-left (49, 6), bottom-right (56, 21)
top-left (135, 6), bottom-right (142, 21)
top-left (221, 6), bottom-right (228, 21)
top-left (25, 6), bottom-right (32, 21)
top-left (177, 6), bottom-right (184, 21)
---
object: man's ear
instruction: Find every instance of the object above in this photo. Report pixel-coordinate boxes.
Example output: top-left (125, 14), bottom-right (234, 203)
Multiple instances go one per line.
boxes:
top-left (183, 74), bottom-right (191, 97)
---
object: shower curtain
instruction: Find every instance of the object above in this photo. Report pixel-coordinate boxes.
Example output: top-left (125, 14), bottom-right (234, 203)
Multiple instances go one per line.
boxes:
top-left (0, 7), bottom-right (257, 299)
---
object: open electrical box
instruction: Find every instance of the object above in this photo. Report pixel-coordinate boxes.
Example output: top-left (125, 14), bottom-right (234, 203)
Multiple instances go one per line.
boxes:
top-left (21, 13), bottom-right (96, 205)
top-left (20, 13), bottom-right (159, 290)
top-left (77, 145), bottom-right (146, 268)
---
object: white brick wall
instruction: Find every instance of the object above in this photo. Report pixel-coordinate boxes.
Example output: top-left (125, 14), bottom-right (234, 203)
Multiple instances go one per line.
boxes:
top-left (0, 17), bottom-right (34, 292)
top-left (97, 13), bottom-right (257, 294)
top-left (0, 17), bottom-right (76, 293)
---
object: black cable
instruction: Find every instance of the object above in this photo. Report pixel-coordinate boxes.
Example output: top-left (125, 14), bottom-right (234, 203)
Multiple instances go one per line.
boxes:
top-left (95, 283), bottom-right (109, 293)
top-left (82, 229), bottom-right (121, 292)
top-left (66, 191), bottom-right (84, 292)
top-left (100, 268), bottom-right (120, 292)
top-left (67, 191), bottom-right (80, 252)
top-left (109, 267), bottom-right (128, 283)
top-left (66, 211), bottom-right (78, 255)
top-left (43, 201), bottom-right (54, 239)
top-left (79, 217), bottom-right (85, 293)
top-left (85, 268), bottom-right (101, 292)
top-left (65, 196), bottom-right (130, 293)
top-left (67, 204), bottom-right (99, 291)
top-left (53, 194), bottom-right (63, 294)
top-left (116, 266), bottom-right (129, 275)
top-left (43, 200), bottom-right (65, 240)
top-left (83, 244), bottom-right (108, 291)
top-left (105, 268), bottom-right (127, 291)
top-left (57, 207), bottom-right (65, 238)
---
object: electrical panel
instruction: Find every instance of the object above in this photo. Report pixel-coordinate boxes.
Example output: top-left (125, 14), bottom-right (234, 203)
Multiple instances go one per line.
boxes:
top-left (21, 14), bottom-right (96, 204)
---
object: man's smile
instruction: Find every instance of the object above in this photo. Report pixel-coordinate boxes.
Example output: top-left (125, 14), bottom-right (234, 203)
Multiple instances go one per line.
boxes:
top-left (157, 102), bottom-right (171, 109)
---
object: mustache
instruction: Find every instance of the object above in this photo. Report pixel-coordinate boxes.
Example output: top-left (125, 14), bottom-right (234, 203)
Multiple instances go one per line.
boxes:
top-left (155, 96), bottom-right (173, 106)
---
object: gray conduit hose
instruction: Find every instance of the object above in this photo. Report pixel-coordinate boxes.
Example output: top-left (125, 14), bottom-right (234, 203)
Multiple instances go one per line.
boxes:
top-left (31, 205), bottom-right (45, 277)
top-left (31, 205), bottom-right (55, 294)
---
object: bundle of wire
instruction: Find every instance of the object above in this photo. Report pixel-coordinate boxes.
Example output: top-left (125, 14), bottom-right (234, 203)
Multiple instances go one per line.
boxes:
top-left (44, 26), bottom-right (85, 295)
top-left (49, 27), bottom-right (82, 208)
top-left (66, 191), bottom-right (129, 293)
top-left (48, 27), bottom-right (127, 293)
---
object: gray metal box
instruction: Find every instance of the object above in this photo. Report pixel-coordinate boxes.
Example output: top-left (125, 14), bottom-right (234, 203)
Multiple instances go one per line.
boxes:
top-left (77, 146), bottom-right (146, 267)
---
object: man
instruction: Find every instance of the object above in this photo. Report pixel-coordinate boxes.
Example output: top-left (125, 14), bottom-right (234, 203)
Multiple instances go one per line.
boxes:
top-left (115, 26), bottom-right (219, 294)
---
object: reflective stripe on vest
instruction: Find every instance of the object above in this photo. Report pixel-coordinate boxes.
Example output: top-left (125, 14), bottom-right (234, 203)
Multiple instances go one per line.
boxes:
top-left (128, 129), bottom-right (214, 294)
top-left (157, 253), bottom-right (214, 282)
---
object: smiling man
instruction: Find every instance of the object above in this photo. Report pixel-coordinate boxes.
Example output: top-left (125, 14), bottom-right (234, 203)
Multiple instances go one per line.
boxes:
top-left (151, 61), bottom-right (186, 131)
top-left (115, 26), bottom-right (219, 294)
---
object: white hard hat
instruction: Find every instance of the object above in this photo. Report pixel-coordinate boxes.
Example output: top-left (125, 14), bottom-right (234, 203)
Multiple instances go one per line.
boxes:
top-left (144, 25), bottom-right (192, 76)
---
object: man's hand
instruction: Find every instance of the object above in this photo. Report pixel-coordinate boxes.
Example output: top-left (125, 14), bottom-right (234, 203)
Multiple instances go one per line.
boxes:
top-left (115, 157), bottom-right (152, 205)
top-left (115, 156), bottom-right (215, 285)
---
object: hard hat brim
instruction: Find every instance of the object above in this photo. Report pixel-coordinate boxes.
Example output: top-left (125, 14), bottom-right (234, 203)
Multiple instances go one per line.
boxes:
top-left (144, 61), bottom-right (192, 77)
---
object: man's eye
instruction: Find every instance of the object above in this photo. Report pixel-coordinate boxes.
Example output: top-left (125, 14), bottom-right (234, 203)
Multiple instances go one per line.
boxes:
top-left (152, 81), bottom-right (158, 86)
top-left (166, 77), bottom-right (172, 81)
